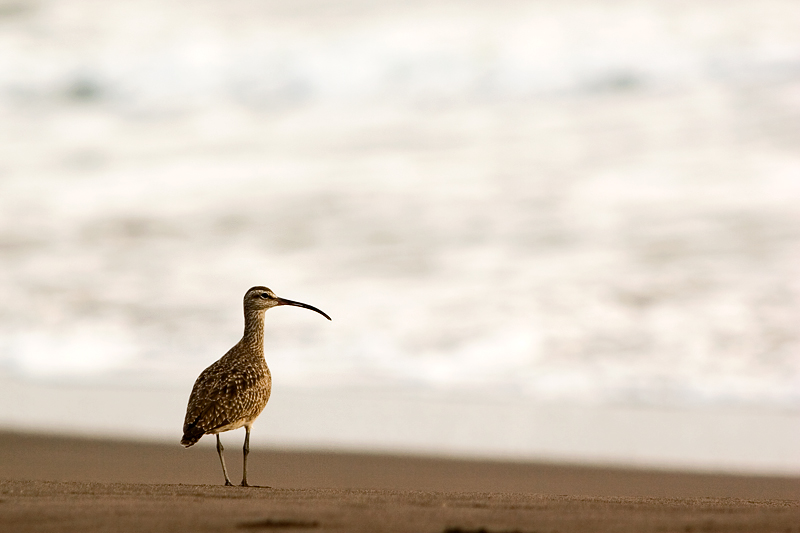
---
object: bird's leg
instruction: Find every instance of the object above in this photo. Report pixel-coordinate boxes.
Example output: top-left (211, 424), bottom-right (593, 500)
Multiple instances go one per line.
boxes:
top-left (241, 425), bottom-right (251, 487)
top-left (216, 434), bottom-right (233, 486)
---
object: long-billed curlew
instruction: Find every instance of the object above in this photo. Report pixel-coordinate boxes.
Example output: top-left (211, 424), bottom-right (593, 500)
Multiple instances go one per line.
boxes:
top-left (181, 286), bottom-right (330, 486)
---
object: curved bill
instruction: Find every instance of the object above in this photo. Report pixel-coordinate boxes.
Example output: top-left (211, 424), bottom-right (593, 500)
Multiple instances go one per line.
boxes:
top-left (276, 297), bottom-right (332, 321)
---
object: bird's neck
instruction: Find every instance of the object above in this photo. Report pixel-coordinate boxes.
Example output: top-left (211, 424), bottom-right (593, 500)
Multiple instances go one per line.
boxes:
top-left (241, 308), bottom-right (266, 355)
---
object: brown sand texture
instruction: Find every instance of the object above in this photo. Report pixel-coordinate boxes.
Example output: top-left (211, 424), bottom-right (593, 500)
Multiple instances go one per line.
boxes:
top-left (1, 431), bottom-right (799, 533)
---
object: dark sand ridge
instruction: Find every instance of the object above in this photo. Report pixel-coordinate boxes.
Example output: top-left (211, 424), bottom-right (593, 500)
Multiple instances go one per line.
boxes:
top-left (1, 431), bottom-right (799, 532)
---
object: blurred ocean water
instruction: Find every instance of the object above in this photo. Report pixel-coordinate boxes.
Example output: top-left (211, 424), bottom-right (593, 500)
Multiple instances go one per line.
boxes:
top-left (0, 0), bottom-right (799, 441)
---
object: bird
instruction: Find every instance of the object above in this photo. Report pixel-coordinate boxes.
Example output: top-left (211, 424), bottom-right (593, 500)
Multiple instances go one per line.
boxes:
top-left (181, 286), bottom-right (331, 486)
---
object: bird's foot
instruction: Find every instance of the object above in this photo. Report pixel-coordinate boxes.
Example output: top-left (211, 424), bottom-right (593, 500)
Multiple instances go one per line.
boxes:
top-left (240, 480), bottom-right (250, 487)
top-left (224, 480), bottom-right (234, 486)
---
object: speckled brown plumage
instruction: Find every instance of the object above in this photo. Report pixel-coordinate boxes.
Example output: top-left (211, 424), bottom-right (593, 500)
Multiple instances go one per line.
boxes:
top-left (180, 329), bottom-right (272, 447)
top-left (181, 286), bottom-right (330, 486)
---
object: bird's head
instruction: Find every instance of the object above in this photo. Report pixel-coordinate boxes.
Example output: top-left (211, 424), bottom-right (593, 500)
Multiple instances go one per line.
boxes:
top-left (243, 286), bottom-right (331, 320)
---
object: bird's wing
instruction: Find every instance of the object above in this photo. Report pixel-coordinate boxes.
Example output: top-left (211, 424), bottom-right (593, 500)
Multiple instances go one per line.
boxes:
top-left (182, 360), bottom-right (266, 436)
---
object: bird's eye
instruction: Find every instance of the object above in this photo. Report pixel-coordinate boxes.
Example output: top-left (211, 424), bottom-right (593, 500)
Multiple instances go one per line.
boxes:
top-left (260, 293), bottom-right (270, 299)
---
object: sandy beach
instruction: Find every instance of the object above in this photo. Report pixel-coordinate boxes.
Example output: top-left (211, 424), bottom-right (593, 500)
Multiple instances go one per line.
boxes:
top-left (2, 431), bottom-right (798, 532)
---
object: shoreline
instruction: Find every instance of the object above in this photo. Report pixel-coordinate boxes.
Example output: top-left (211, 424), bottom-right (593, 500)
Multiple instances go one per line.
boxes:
top-left (2, 431), bottom-right (798, 532)
top-left (2, 430), bottom-right (798, 499)
top-left (3, 376), bottom-right (799, 477)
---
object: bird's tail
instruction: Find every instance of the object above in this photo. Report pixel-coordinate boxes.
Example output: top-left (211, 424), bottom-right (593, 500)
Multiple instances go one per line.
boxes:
top-left (181, 422), bottom-right (206, 448)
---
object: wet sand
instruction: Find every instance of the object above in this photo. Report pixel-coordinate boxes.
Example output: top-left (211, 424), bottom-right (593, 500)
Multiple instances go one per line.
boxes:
top-left (1, 431), bottom-right (799, 532)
